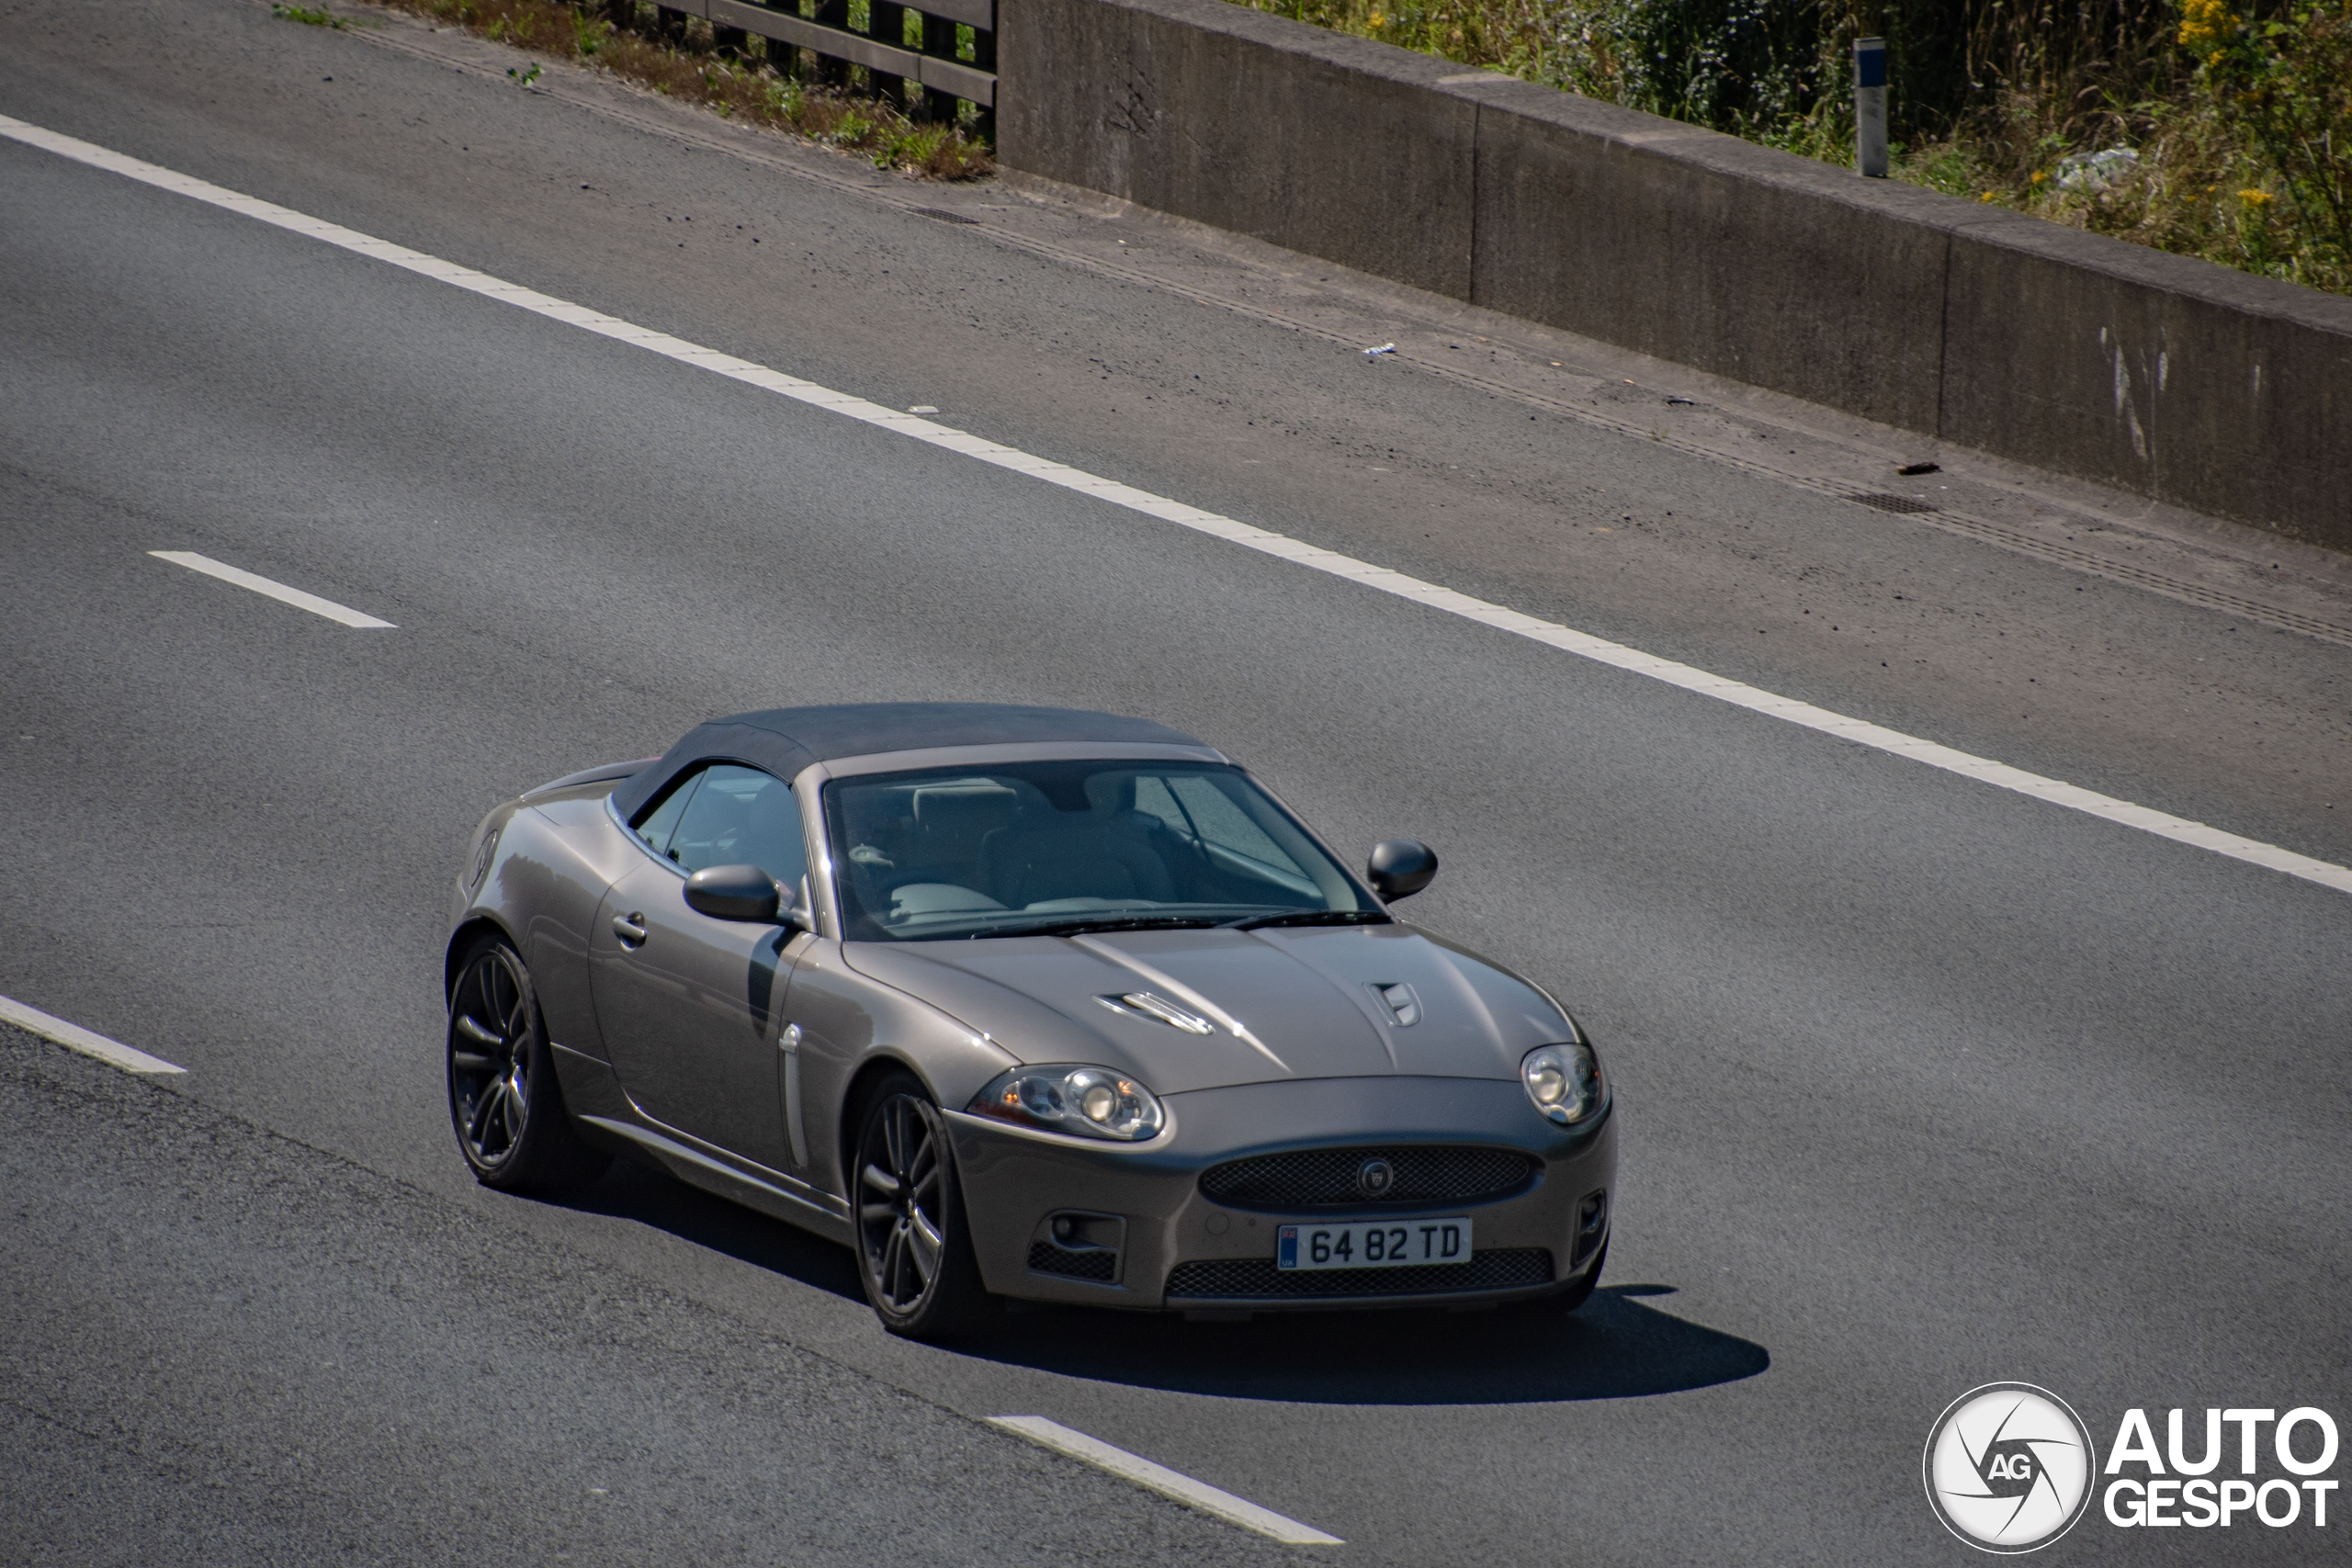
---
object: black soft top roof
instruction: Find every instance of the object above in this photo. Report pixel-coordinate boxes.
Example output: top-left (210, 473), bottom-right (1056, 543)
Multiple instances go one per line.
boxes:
top-left (607, 703), bottom-right (1212, 820)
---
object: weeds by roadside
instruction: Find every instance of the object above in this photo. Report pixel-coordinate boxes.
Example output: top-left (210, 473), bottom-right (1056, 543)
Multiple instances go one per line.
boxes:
top-left (279, 0), bottom-right (992, 178)
top-left (1883, 0), bottom-right (2349, 293)
top-left (1231, 0), bottom-right (2348, 295)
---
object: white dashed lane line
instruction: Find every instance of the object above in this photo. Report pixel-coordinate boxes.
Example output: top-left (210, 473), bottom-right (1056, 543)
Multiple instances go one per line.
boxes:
top-left (987, 1416), bottom-right (1343, 1545)
top-left (149, 550), bottom-right (397, 628)
top-left (0, 995), bottom-right (187, 1075)
top-left (7, 112), bottom-right (2346, 897)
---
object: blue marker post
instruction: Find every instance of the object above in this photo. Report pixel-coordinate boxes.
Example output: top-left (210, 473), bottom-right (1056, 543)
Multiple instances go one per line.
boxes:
top-left (1854, 37), bottom-right (1888, 178)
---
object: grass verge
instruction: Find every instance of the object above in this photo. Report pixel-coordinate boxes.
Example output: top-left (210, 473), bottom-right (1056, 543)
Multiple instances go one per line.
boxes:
top-left (295, 0), bottom-right (992, 178)
top-left (1229, 0), bottom-right (2347, 296)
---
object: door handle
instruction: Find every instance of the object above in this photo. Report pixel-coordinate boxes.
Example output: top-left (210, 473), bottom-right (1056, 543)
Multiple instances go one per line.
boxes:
top-left (612, 912), bottom-right (648, 948)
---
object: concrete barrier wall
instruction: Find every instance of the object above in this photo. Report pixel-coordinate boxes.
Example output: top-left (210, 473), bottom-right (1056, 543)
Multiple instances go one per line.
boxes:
top-left (1000, 0), bottom-right (2352, 550)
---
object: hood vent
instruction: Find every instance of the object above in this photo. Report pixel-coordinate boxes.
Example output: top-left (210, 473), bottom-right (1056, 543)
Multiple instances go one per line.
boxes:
top-left (1374, 983), bottom-right (1421, 1027)
top-left (1096, 991), bottom-right (1215, 1035)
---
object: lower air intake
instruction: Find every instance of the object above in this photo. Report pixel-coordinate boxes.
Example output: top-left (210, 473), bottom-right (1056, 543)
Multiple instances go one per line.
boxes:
top-left (1027, 1239), bottom-right (1117, 1282)
top-left (1165, 1248), bottom-right (1553, 1300)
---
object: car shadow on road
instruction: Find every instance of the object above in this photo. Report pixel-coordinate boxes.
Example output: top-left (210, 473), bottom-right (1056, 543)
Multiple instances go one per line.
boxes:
top-left (556, 1163), bottom-right (1764, 1405)
top-left (554, 1156), bottom-right (872, 1303)
top-left (964, 1282), bottom-right (1767, 1405)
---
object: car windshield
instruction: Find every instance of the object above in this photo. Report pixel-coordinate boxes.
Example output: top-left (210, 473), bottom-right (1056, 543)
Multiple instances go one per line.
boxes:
top-left (824, 760), bottom-right (1382, 941)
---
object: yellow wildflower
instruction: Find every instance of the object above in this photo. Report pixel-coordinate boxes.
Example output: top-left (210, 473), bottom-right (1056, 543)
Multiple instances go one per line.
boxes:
top-left (2030, 169), bottom-right (2048, 185)
top-left (2238, 188), bottom-right (2274, 206)
top-left (2179, 0), bottom-right (2239, 50)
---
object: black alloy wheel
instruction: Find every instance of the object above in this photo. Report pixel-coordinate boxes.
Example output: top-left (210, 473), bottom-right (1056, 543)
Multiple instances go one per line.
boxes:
top-left (853, 1072), bottom-right (992, 1339)
top-left (447, 937), bottom-right (606, 1193)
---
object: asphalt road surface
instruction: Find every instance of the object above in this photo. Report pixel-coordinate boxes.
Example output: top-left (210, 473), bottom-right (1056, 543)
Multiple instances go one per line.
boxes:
top-left (4, 2), bottom-right (2349, 1563)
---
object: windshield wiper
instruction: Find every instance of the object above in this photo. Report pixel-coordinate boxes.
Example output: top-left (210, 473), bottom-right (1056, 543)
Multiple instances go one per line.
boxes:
top-left (1217, 909), bottom-right (1392, 931)
top-left (1001, 915), bottom-right (1230, 939)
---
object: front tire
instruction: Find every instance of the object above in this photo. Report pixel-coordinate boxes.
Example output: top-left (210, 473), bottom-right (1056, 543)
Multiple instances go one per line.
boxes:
top-left (852, 1071), bottom-right (994, 1340)
top-left (447, 936), bottom-right (607, 1194)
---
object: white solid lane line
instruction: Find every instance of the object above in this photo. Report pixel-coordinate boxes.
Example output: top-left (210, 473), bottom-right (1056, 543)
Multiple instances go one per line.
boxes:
top-left (0, 995), bottom-right (187, 1075)
top-left (8, 112), bottom-right (2346, 897)
top-left (988, 1416), bottom-right (1343, 1545)
top-left (149, 551), bottom-right (397, 628)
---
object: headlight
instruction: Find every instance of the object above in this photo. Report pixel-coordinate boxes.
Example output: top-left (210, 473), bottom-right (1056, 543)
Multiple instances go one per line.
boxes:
top-left (968, 1065), bottom-right (1165, 1142)
top-left (1521, 1043), bottom-right (1605, 1124)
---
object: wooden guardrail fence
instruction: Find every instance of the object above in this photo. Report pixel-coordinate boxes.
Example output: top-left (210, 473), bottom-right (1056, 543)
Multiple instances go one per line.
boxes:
top-left (637, 0), bottom-right (996, 123)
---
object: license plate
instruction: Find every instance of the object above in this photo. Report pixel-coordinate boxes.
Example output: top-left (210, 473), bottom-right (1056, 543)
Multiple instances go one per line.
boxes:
top-left (1277, 1217), bottom-right (1473, 1270)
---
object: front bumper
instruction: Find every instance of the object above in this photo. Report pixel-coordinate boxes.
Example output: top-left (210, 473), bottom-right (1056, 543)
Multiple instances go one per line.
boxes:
top-left (944, 1075), bottom-right (1616, 1312)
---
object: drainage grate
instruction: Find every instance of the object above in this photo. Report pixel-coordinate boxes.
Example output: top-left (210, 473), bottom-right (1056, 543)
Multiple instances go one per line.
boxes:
top-left (1165, 1248), bottom-right (1553, 1300)
top-left (1850, 492), bottom-right (1939, 514)
top-left (910, 207), bottom-right (979, 225)
top-left (1027, 1239), bottom-right (1117, 1281)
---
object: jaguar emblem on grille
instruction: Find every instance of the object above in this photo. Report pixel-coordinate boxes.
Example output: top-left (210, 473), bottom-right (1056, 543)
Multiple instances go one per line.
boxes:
top-left (1356, 1157), bottom-right (1395, 1198)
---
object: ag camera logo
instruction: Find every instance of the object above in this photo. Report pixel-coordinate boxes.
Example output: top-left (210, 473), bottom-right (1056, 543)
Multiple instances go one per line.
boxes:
top-left (1923, 1383), bottom-right (2097, 1552)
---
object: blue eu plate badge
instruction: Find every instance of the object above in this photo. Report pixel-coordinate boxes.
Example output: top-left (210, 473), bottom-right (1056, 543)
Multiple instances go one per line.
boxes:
top-left (1278, 1225), bottom-right (1299, 1268)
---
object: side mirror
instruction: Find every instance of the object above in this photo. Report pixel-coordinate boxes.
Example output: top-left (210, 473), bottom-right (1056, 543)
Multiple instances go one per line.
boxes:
top-left (1365, 839), bottom-right (1439, 901)
top-left (683, 863), bottom-right (782, 923)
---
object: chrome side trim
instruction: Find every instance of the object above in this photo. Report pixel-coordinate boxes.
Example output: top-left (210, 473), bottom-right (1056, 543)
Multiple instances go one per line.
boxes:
top-left (780, 1022), bottom-right (810, 1167)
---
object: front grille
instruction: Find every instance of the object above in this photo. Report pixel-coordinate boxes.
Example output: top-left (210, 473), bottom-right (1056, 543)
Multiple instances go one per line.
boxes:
top-left (1165, 1248), bottom-right (1553, 1300)
top-left (1199, 1145), bottom-right (1538, 1212)
top-left (1027, 1239), bottom-right (1117, 1282)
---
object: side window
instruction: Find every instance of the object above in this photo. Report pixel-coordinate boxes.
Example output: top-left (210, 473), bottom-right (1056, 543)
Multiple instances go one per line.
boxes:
top-left (631, 770), bottom-right (704, 861)
top-left (667, 764), bottom-right (809, 887)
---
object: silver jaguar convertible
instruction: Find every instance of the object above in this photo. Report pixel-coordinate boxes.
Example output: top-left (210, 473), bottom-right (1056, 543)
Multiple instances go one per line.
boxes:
top-left (446, 704), bottom-right (1615, 1337)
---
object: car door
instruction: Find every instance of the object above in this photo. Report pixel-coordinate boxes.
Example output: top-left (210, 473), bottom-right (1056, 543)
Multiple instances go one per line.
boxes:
top-left (590, 763), bottom-right (812, 1173)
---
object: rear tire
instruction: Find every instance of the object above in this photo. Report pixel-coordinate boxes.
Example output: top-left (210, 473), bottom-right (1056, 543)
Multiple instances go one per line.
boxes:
top-left (447, 936), bottom-right (608, 1194)
top-left (851, 1070), bottom-right (995, 1340)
